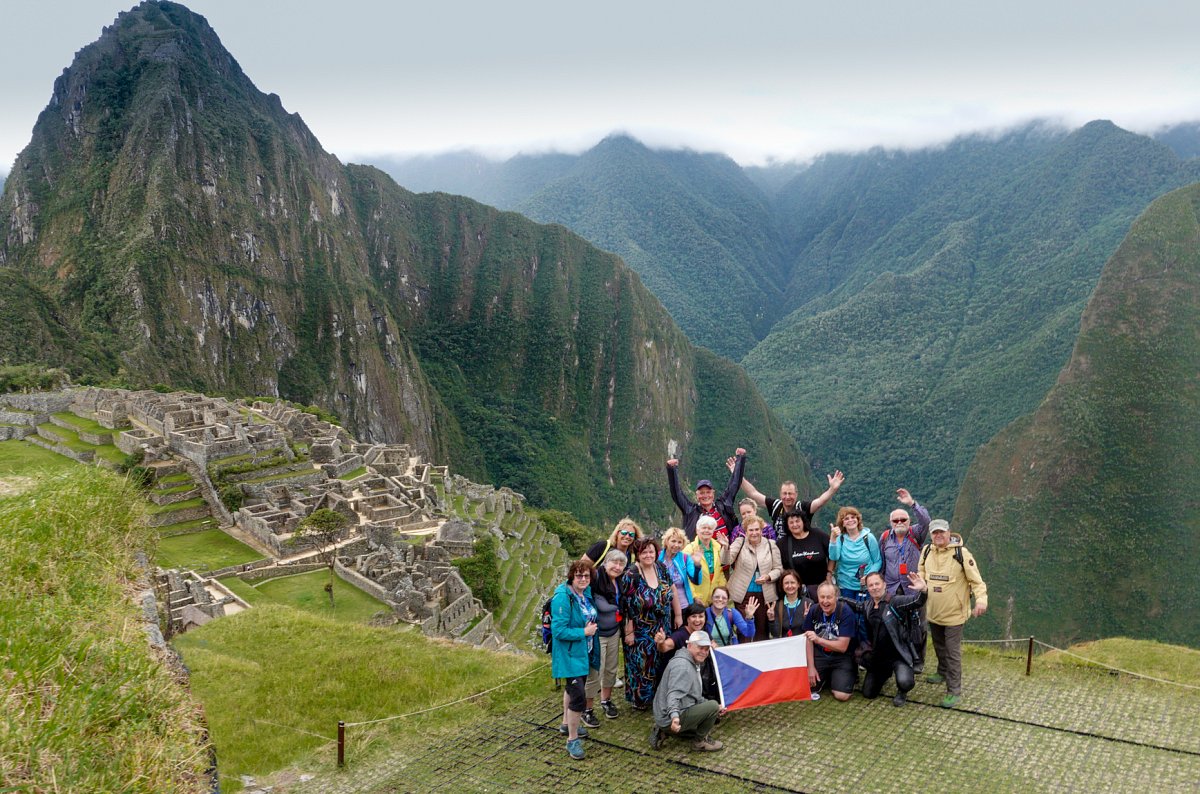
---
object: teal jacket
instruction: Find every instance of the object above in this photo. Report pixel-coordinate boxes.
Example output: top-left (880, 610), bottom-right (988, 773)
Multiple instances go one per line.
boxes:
top-left (550, 581), bottom-right (601, 679)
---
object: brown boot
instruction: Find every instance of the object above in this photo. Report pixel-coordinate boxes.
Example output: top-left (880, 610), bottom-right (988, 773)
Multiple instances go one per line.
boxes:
top-left (693, 736), bottom-right (723, 752)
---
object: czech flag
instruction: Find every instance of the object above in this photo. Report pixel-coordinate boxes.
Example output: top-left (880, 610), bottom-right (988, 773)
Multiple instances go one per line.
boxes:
top-left (712, 636), bottom-right (810, 711)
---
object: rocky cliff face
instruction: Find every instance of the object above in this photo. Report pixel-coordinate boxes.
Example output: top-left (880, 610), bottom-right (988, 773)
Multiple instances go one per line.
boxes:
top-left (953, 182), bottom-right (1200, 646)
top-left (0, 1), bottom-right (810, 524)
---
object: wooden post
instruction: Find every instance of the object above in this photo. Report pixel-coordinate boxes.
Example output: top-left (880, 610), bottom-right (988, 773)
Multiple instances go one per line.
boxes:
top-left (1026, 636), bottom-right (1034, 677)
top-left (336, 719), bottom-right (345, 772)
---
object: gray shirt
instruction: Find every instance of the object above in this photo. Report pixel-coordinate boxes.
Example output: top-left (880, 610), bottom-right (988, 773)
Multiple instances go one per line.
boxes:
top-left (652, 647), bottom-right (708, 727)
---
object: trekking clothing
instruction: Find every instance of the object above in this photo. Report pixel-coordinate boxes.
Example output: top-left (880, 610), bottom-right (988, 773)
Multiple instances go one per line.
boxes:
top-left (550, 582), bottom-right (601, 679)
top-left (668, 452), bottom-right (745, 541)
top-left (682, 536), bottom-right (727, 606)
top-left (879, 501), bottom-right (931, 596)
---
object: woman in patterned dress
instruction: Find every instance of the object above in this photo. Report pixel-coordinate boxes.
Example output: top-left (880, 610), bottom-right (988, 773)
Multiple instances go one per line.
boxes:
top-left (619, 537), bottom-right (674, 710)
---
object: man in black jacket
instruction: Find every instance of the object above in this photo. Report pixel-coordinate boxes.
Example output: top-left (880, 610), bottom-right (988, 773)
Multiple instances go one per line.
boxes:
top-left (667, 448), bottom-right (745, 541)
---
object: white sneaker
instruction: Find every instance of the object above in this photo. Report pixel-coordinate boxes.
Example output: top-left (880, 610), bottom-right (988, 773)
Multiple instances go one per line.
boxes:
top-left (615, 678), bottom-right (624, 688)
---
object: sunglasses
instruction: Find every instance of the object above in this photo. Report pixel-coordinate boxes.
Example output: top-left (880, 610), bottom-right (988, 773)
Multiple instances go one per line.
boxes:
top-left (618, 531), bottom-right (636, 538)
top-left (573, 572), bottom-right (591, 578)
top-left (891, 518), bottom-right (909, 524)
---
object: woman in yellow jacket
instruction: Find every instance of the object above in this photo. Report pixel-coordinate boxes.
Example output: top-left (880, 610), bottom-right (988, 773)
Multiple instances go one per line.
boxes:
top-left (682, 515), bottom-right (728, 606)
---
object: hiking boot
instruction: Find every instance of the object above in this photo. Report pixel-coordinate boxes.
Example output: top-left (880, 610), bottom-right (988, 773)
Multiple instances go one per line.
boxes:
top-left (581, 709), bottom-right (600, 729)
top-left (892, 692), bottom-right (907, 707)
top-left (566, 738), bottom-right (584, 760)
top-left (559, 723), bottom-right (588, 738)
top-left (649, 725), bottom-right (666, 750)
top-left (600, 699), bottom-right (619, 719)
top-left (925, 673), bottom-right (945, 684)
top-left (693, 736), bottom-right (724, 752)
top-left (940, 693), bottom-right (961, 709)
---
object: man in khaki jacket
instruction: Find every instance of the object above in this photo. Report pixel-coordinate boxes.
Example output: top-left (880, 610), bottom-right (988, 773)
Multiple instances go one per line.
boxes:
top-left (918, 519), bottom-right (987, 708)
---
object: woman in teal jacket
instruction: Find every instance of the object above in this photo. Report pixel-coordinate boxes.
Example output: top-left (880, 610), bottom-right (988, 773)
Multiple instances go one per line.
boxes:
top-left (551, 560), bottom-right (601, 760)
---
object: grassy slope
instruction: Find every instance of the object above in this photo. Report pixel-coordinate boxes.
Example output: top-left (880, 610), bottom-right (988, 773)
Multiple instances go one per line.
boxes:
top-left (172, 605), bottom-right (545, 791)
top-left (154, 528), bottom-right (263, 571)
top-left (955, 183), bottom-right (1200, 646)
top-left (0, 467), bottom-right (208, 792)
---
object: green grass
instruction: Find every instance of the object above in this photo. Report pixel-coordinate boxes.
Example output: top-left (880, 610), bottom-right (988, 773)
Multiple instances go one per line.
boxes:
top-left (254, 570), bottom-right (389, 623)
top-left (237, 468), bottom-right (315, 485)
top-left (51, 411), bottom-right (112, 435)
top-left (155, 482), bottom-right (198, 495)
top-left (158, 471), bottom-right (193, 485)
top-left (216, 575), bottom-right (266, 606)
top-left (154, 528), bottom-right (263, 571)
top-left (92, 443), bottom-right (127, 465)
top-left (36, 422), bottom-right (95, 452)
top-left (1041, 637), bottom-right (1200, 686)
top-left (0, 468), bottom-right (209, 792)
top-left (172, 605), bottom-right (545, 791)
top-left (0, 438), bottom-right (76, 476)
top-left (339, 466), bottom-right (367, 481)
top-left (157, 516), bottom-right (218, 534)
top-left (147, 496), bottom-right (206, 515)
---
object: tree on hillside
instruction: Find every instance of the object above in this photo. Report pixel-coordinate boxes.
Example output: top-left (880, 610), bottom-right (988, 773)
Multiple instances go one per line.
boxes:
top-left (292, 508), bottom-right (350, 607)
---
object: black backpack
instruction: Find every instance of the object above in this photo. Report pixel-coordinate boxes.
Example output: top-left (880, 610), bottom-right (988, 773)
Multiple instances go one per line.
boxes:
top-left (540, 597), bottom-right (554, 653)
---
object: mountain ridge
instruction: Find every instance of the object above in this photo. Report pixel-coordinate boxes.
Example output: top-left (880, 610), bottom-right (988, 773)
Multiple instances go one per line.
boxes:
top-left (0, 1), bottom-right (811, 526)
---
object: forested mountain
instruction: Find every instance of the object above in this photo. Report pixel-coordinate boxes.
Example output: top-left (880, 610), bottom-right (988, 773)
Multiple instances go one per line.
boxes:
top-left (383, 124), bottom-right (1200, 515)
top-left (0, 1), bottom-right (811, 526)
top-left (953, 182), bottom-right (1200, 646)
top-left (749, 122), bottom-right (1200, 511)
top-left (380, 136), bottom-right (789, 359)
top-left (1154, 121), bottom-right (1200, 160)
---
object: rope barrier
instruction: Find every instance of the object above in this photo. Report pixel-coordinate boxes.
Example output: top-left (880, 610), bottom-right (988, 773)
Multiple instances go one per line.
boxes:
top-left (343, 662), bottom-right (550, 728)
top-left (1032, 639), bottom-right (1200, 690)
top-left (252, 718), bottom-right (335, 743)
top-left (961, 638), bottom-right (1025, 644)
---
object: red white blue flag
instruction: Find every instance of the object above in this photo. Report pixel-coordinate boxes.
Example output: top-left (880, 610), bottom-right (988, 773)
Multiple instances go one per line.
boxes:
top-left (712, 636), bottom-right (810, 711)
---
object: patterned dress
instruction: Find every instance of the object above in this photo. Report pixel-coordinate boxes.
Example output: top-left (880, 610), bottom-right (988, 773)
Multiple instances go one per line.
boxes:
top-left (618, 562), bottom-right (674, 709)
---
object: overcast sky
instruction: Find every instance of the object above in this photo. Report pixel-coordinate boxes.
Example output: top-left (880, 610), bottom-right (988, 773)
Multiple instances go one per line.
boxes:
top-left (2, 0), bottom-right (1199, 173)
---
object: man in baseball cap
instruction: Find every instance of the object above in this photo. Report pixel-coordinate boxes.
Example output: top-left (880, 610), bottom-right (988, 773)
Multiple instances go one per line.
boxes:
top-left (650, 631), bottom-right (724, 752)
top-left (918, 519), bottom-right (988, 708)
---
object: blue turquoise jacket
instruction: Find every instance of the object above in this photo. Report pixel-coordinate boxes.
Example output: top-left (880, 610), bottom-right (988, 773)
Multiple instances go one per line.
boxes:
top-left (550, 581), bottom-right (601, 679)
top-left (660, 549), bottom-right (702, 605)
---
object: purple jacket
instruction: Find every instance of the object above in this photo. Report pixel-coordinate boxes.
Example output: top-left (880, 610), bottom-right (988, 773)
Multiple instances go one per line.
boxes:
top-left (879, 502), bottom-right (931, 596)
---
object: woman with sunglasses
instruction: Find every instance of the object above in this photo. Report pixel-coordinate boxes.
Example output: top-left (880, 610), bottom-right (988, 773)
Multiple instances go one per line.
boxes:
top-left (828, 506), bottom-right (881, 650)
top-left (583, 518), bottom-right (643, 567)
top-left (619, 537), bottom-right (676, 710)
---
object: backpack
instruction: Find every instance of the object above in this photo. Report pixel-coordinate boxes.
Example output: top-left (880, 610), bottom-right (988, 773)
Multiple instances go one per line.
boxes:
top-left (880, 528), bottom-right (920, 553)
top-left (539, 597), bottom-right (554, 653)
top-left (920, 543), bottom-right (965, 571)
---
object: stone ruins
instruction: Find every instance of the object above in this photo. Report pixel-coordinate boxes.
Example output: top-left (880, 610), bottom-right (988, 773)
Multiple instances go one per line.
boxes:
top-left (1, 387), bottom-right (570, 651)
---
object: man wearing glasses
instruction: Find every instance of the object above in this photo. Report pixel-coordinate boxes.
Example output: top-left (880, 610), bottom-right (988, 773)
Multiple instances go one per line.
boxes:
top-left (880, 487), bottom-right (931, 671)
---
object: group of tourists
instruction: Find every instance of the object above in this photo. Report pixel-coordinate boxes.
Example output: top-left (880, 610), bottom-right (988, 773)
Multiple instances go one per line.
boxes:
top-left (547, 449), bottom-right (988, 760)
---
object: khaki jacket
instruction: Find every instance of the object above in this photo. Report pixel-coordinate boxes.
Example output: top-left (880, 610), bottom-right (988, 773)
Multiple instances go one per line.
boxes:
top-left (918, 535), bottom-right (988, 627)
top-left (721, 537), bottom-right (782, 605)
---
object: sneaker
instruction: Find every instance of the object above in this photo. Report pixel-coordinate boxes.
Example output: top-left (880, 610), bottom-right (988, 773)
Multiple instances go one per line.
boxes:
top-left (559, 723), bottom-right (589, 738)
top-left (566, 738), bottom-right (584, 760)
top-left (600, 700), bottom-right (618, 719)
top-left (940, 693), bottom-right (961, 709)
top-left (892, 693), bottom-right (907, 707)
top-left (925, 673), bottom-right (945, 684)
top-left (581, 709), bottom-right (600, 729)
top-left (615, 678), bottom-right (624, 688)
top-left (693, 736), bottom-right (724, 752)
top-left (648, 725), bottom-right (666, 750)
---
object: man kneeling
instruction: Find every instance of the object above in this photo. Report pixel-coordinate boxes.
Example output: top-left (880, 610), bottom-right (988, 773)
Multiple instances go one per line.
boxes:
top-left (650, 631), bottom-right (724, 752)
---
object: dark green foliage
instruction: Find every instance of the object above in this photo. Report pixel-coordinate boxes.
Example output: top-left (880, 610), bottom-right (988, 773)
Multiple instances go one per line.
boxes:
top-left (219, 484), bottom-right (244, 513)
top-left (955, 183), bottom-right (1200, 646)
top-left (535, 509), bottom-right (593, 558)
top-left (0, 2), bottom-right (809, 533)
top-left (0, 364), bottom-right (70, 393)
top-left (453, 535), bottom-right (502, 610)
top-left (746, 122), bottom-right (1200, 514)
